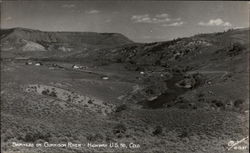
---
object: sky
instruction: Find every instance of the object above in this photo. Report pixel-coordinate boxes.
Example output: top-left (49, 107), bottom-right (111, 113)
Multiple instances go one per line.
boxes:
top-left (1, 1), bottom-right (249, 43)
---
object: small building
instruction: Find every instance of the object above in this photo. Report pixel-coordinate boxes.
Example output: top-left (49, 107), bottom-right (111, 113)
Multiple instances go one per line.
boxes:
top-left (140, 71), bottom-right (145, 75)
top-left (102, 76), bottom-right (109, 80)
top-left (72, 65), bottom-right (80, 69)
top-left (25, 61), bottom-right (33, 65)
top-left (207, 81), bottom-right (212, 85)
top-left (35, 62), bottom-right (42, 66)
top-left (184, 84), bottom-right (192, 89)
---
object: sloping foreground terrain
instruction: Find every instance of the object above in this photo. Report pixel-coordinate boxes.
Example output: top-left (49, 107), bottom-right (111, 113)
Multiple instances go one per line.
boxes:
top-left (1, 28), bottom-right (249, 153)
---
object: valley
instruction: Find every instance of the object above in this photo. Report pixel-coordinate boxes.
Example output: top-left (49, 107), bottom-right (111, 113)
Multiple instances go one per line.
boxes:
top-left (1, 27), bottom-right (249, 153)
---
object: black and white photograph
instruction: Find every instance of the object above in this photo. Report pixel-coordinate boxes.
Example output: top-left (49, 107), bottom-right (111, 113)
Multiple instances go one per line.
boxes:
top-left (0, 1), bottom-right (249, 153)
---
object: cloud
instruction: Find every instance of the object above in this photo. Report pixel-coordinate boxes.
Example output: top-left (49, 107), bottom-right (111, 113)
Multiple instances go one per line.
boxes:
top-left (131, 13), bottom-right (182, 25)
top-left (234, 26), bottom-right (245, 29)
top-left (61, 4), bottom-right (75, 8)
top-left (131, 14), bottom-right (170, 23)
top-left (155, 13), bottom-right (169, 18)
top-left (162, 21), bottom-right (184, 27)
top-left (131, 14), bottom-right (151, 23)
top-left (85, 9), bottom-right (100, 14)
top-left (198, 18), bottom-right (232, 27)
top-left (131, 14), bottom-right (184, 27)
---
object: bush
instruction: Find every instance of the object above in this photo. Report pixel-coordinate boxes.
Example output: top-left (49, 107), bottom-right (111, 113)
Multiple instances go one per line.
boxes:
top-left (115, 104), bottom-right (127, 112)
top-left (192, 73), bottom-right (205, 88)
top-left (113, 124), bottom-right (127, 138)
top-left (116, 58), bottom-right (122, 63)
top-left (24, 132), bottom-right (36, 142)
top-left (42, 89), bottom-right (57, 97)
top-left (178, 103), bottom-right (191, 109)
top-left (234, 99), bottom-right (244, 108)
top-left (41, 89), bottom-right (50, 95)
top-left (227, 42), bottom-right (245, 57)
top-left (105, 134), bottom-right (114, 142)
top-left (67, 95), bottom-right (72, 102)
top-left (113, 124), bottom-right (126, 134)
top-left (23, 132), bottom-right (51, 142)
top-left (197, 92), bottom-right (205, 102)
top-left (86, 133), bottom-right (104, 142)
top-left (49, 91), bottom-right (57, 97)
top-left (197, 92), bottom-right (205, 98)
top-left (88, 99), bottom-right (93, 104)
top-left (152, 126), bottom-right (163, 136)
top-left (178, 130), bottom-right (188, 138)
top-left (211, 99), bottom-right (225, 108)
top-left (145, 88), bottom-right (155, 95)
top-left (174, 96), bottom-right (189, 104)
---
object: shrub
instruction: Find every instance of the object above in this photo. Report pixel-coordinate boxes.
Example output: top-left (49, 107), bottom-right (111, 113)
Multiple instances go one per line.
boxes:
top-left (116, 58), bottom-right (122, 63)
top-left (113, 124), bottom-right (127, 138)
top-left (234, 99), bottom-right (244, 108)
top-left (189, 103), bottom-right (197, 110)
top-left (49, 91), bottom-right (57, 97)
top-left (105, 135), bottom-right (113, 142)
top-left (115, 104), bottom-right (127, 112)
top-left (178, 130), bottom-right (188, 138)
top-left (145, 88), bottom-right (155, 95)
top-left (197, 92), bottom-right (205, 98)
top-left (211, 99), bottom-right (225, 108)
top-left (86, 133), bottom-right (104, 142)
top-left (23, 132), bottom-right (51, 142)
top-left (24, 132), bottom-right (36, 142)
top-left (41, 89), bottom-right (50, 95)
top-left (178, 103), bottom-right (191, 109)
top-left (227, 42), bottom-right (245, 57)
top-left (152, 126), bottom-right (163, 136)
top-left (174, 96), bottom-right (189, 104)
top-left (155, 60), bottom-right (161, 65)
top-left (88, 99), bottom-right (93, 104)
top-left (113, 124), bottom-right (126, 134)
top-left (67, 95), bottom-right (72, 102)
top-left (192, 73), bottom-right (205, 88)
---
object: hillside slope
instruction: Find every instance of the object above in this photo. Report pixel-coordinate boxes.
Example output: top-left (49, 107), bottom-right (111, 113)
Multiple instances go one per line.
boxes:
top-left (1, 28), bottom-right (249, 153)
top-left (94, 28), bottom-right (249, 69)
top-left (0, 27), bottom-right (134, 51)
top-left (57, 28), bottom-right (249, 72)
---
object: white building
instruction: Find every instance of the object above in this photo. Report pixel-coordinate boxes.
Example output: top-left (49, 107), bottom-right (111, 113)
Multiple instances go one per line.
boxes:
top-left (72, 65), bottom-right (80, 69)
top-left (25, 61), bottom-right (33, 65)
top-left (140, 71), bottom-right (145, 75)
top-left (35, 62), bottom-right (41, 66)
top-left (102, 76), bottom-right (109, 80)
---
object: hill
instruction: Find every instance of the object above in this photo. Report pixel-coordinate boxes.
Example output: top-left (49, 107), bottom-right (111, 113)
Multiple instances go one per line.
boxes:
top-left (0, 27), bottom-right (134, 52)
top-left (64, 28), bottom-right (249, 70)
